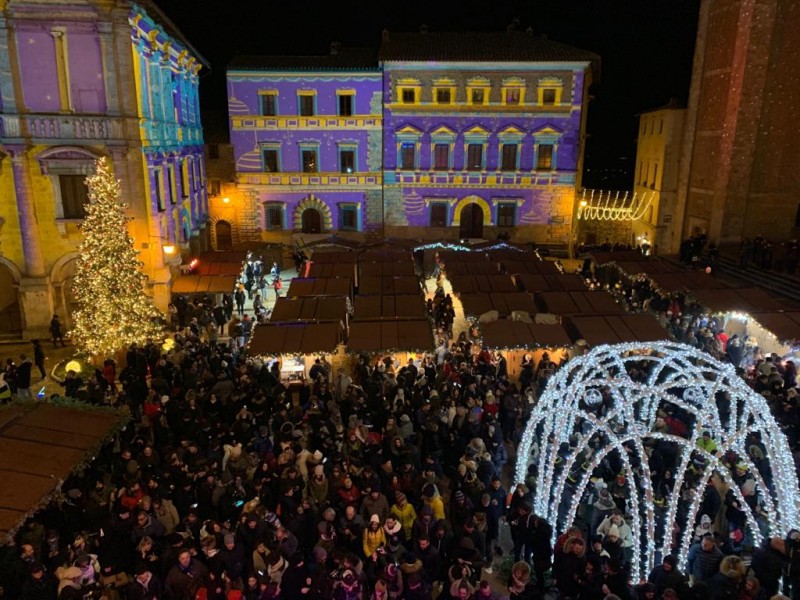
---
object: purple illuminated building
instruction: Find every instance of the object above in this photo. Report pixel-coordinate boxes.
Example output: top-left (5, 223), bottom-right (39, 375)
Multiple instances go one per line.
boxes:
top-left (225, 31), bottom-right (598, 245)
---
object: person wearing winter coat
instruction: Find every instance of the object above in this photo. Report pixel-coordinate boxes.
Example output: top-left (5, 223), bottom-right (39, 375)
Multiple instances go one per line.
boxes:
top-left (647, 554), bottom-right (688, 597)
top-left (706, 555), bottom-right (747, 600)
top-left (553, 536), bottom-right (586, 598)
top-left (687, 534), bottom-right (724, 584)
top-left (750, 537), bottom-right (787, 597)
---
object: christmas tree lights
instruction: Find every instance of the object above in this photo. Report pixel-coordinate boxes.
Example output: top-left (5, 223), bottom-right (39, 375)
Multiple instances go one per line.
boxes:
top-left (70, 157), bottom-right (165, 358)
top-left (516, 341), bottom-right (800, 581)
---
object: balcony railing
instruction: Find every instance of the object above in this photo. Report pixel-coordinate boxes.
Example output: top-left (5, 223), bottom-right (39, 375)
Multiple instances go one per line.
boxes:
top-left (231, 115), bottom-right (382, 130)
top-left (237, 171), bottom-right (383, 187)
top-left (384, 169), bottom-right (577, 186)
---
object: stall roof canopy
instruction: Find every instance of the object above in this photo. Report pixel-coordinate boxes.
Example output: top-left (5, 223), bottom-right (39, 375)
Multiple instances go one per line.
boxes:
top-left (460, 292), bottom-right (538, 318)
top-left (514, 273), bottom-right (586, 292)
top-left (501, 258), bottom-right (561, 275)
top-left (359, 276), bottom-right (420, 295)
top-left (307, 250), bottom-right (357, 264)
top-left (0, 403), bottom-right (124, 542)
top-left (287, 278), bottom-right (352, 298)
top-left (613, 260), bottom-right (680, 277)
top-left (749, 311), bottom-right (800, 343)
top-left (488, 249), bottom-right (537, 262)
top-left (248, 322), bottom-right (341, 355)
top-left (591, 250), bottom-right (650, 265)
top-left (193, 251), bottom-right (246, 276)
top-left (358, 249), bottom-right (413, 263)
top-left (171, 274), bottom-right (237, 294)
top-left (448, 274), bottom-right (517, 294)
top-left (438, 251), bottom-right (489, 263)
top-left (446, 262), bottom-right (501, 276)
top-left (308, 263), bottom-right (356, 278)
top-left (690, 287), bottom-right (787, 313)
top-left (360, 262), bottom-right (416, 278)
top-left (536, 290), bottom-right (623, 315)
top-left (648, 272), bottom-right (730, 292)
top-left (348, 320), bottom-right (434, 352)
top-left (481, 319), bottom-right (572, 349)
top-left (269, 296), bottom-right (347, 323)
top-left (353, 295), bottom-right (427, 320)
top-left (568, 314), bottom-right (669, 345)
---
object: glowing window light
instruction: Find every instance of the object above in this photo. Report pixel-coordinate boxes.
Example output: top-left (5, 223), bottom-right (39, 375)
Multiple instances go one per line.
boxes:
top-left (515, 341), bottom-right (800, 582)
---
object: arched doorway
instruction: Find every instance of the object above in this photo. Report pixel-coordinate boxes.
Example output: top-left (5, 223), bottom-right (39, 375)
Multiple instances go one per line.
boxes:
top-left (0, 261), bottom-right (21, 334)
top-left (459, 203), bottom-right (484, 239)
top-left (215, 220), bottom-right (233, 250)
top-left (302, 208), bottom-right (322, 234)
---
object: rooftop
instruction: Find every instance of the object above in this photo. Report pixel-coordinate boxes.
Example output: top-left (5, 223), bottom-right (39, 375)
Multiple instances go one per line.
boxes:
top-left (228, 47), bottom-right (379, 72)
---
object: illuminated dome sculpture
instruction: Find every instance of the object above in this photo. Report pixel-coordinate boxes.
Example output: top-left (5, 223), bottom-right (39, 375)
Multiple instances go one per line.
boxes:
top-left (516, 341), bottom-right (800, 580)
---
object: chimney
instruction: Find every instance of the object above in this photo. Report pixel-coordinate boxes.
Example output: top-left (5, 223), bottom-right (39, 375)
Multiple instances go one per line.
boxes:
top-left (382, 29), bottom-right (390, 43)
top-left (330, 41), bottom-right (341, 55)
top-left (420, 23), bottom-right (428, 34)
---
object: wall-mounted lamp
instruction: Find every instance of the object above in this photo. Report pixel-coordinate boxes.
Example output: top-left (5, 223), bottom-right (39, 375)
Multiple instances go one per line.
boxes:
top-left (163, 244), bottom-right (176, 255)
top-left (222, 196), bottom-right (230, 204)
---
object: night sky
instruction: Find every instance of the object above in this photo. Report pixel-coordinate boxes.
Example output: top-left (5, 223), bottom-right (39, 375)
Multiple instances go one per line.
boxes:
top-left (158, 0), bottom-right (700, 189)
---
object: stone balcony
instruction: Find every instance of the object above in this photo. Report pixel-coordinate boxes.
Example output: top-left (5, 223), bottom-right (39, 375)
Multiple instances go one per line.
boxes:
top-left (383, 169), bottom-right (577, 186)
top-left (0, 113), bottom-right (125, 141)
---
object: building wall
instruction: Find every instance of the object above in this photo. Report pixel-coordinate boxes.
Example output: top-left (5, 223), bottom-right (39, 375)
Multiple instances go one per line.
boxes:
top-left (227, 70), bottom-right (383, 242)
top-left (679, 0), bottom-right (800, 244)
top-left (0, 0), bottom-right (207, 338)
top-left (381, 63), bottom-right (586, 243)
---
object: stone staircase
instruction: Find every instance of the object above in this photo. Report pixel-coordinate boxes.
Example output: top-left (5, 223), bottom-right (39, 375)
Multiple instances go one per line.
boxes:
top-left (712, 253), bottom-right (800, 304)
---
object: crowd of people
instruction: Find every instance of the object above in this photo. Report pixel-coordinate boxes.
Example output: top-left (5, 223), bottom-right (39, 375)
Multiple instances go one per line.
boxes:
top-left (2, 252), bottom-right (800, 600)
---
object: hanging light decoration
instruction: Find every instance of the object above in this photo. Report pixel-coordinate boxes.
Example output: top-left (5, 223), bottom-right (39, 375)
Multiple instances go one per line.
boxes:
top-left (516, 341), bottom-right (800, 582)
top-left (576, 189), bottom-right (656, 221)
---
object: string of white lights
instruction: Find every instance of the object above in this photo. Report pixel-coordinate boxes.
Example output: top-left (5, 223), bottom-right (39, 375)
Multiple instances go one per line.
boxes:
top-left (516, 341), bottom-right (800, 581)
top-left (576, 188), bottom-right (656, 222)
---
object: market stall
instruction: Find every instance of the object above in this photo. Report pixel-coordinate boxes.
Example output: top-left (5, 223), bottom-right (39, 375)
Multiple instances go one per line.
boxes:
top-left (269, 296), bottom-right (348, 325)
top-left (352, 295), bottom-right (427, 320)
top-left (478, 319), bottom-right (573, 379)
top-left (359, 275), bottom-right (421, 295)
top-left (287, 277), bottom-right (353, 298)
top-left (448, 274), bottom-right (517, 294)
top-left (536, 290), bottom-right (624, 316)
top-left (445, 262), bottom-right (502, 276)
top-left (347, 319), bottom-right (435, 367)
top-left (360, 262), bottom-right (416, 278)
top-left (171, 274), bottom-right (237, 295)
top-left (307, 262), bottom-right (357, 279)
top-left (459, 292), bottom-right (538, 319)
top-left (566, 314), bottom-right (670, 346)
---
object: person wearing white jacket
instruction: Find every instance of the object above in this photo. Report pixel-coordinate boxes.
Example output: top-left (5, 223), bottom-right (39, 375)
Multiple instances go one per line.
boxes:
top-left (596, 510), bottom-right (634, 560)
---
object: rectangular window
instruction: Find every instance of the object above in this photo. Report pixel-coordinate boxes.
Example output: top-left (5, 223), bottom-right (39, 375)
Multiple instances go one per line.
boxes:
top-left (167, 165), bottom-right (176, 204)
top-left (505, 88), bottom-right (521, 104)
top-left (659, 119), bottom-right (664, 134)
top-left (436, 89), bottom-right (451, 104)
top-left (434, 144), bottom-right (449, 171)
top-left (497, 202), bottom-right (517, 227)
top-left (59, 174), bottom-right (88, 219)
top-left (339, 205), bottom-right (358, 231)
top-left (154, 169), bottom-right (165, 212)
top-left (180, 160), bottom-right (188, 198)
top-left (652, 164), bottom-right (658, 187)
top-left (467, 144), bottom-right (483, 171)
top-left (536, 144), bottom-right (554, 170)
top-left (207, 144), bottom-right (220, 159)
top-left (302, 149), bottom-right (318, 173)
top-left (260, 94), bottom-right (277, 116)
top-left (501, 144), bottom-right (518, 171)
top-left (400, 143), bottom-right (415, 170)
top-left (401, 89), bottom-right (416, 104)
top-left (430, 203), bottom-right (447, 227)
top-left (263, 149), bottom-right (279, 173)
top-left (338, 94), bottom-right (353, 117)
top-left (209, 179), bottom-right (221, 197)
top-left (265, 204), bottom-right (283, 231)
top-left (542, 88), bottom-right (557, 105)
top-left (340, 149), bottom-right (355, 174)
top-left (299, 95), bottom-right (315, 116)
top-left (471, 89), bottom-right (485, 104)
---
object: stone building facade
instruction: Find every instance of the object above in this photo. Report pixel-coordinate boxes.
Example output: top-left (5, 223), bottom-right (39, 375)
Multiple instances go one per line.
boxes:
top-left (0, 0), bottom-right (207, 338)
top-left (223, 31), bottom-right (598, 246)
top-left (677, 0), bottom-right (800, 244)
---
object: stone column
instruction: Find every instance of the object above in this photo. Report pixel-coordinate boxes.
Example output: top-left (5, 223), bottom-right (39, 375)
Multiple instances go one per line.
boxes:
top-left (97, 21), bottom-right (120, 116)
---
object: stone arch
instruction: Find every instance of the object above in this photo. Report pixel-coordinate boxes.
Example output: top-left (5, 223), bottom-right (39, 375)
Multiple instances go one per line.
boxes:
top-left (293, 195), bottom-right (333, 232)
top-left (209, 215), bottom-right (239, 250)
top-left (50, 252), bottom-right (81, 329)
top-left (451, 195), bottom-right (492, 226)
top-left (36, 146), bottom-right (103, 175)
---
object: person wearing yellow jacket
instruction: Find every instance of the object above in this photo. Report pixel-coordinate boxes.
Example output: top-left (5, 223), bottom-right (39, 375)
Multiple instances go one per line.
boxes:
top-left (363, 514), bottom-right (387, 559)
top-left (421, 484), bottom-right (446, 520)
top-left (391, 491), bottom-right (417, 539)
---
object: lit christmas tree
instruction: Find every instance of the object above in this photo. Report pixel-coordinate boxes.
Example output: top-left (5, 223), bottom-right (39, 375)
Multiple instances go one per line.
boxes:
top-left (70, 157), bottom-right (165, 358)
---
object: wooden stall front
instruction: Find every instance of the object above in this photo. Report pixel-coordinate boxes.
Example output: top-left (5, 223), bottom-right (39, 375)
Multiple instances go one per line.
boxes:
top-left (479, 319), bottom-right (572, 380)
top-left (247, 322), bottom-right (343, 382)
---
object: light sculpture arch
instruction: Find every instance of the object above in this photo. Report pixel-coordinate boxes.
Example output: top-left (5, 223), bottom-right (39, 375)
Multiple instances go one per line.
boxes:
top-left (515, 341), bottom-right (800, 581)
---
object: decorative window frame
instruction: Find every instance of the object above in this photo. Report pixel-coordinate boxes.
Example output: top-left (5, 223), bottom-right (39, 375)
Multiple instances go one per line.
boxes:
top-left (497, 125), bottom-right (525, 172)
top-left (37, 146), bottom-right (99, 221)
top-left (336, 89), bottom-right (356, 116)
top-left (501, 76), bottom-right (527, 106)
top-left (430, 125), bottom-right (456, 171)
top-left (532, 125), bottom-right (563, 171)
top-left (425, 197), bottom-right (457, 227)
top-left (467, 76), bottom-right (491, 106)
top-left (463, 125), bottom-right (490, 171)
top-left (297, 90), bottom-right (317, 116)
top-left (395, 125), bottom-right (422, 170)
top-left (432, 77), bottom-right (457, 106)
top-left (298, 141), bottom-right (321, 173)
top-left (337, 202), bottom-right (361, 232)
top-left (263, 201), bottom-right (287, 231)
top-left (337, 142), bottom-right (358, 174)
top-left (396, 77), bottom-right (421, 105)
top-left (537, 76), bottom-right (564, 106)
top-left (492, 197), bottom-right (524, 226)
top-left (258, 89), bottom-right (279, 115)
top-left (259, 142), bottom-right (282, 173)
